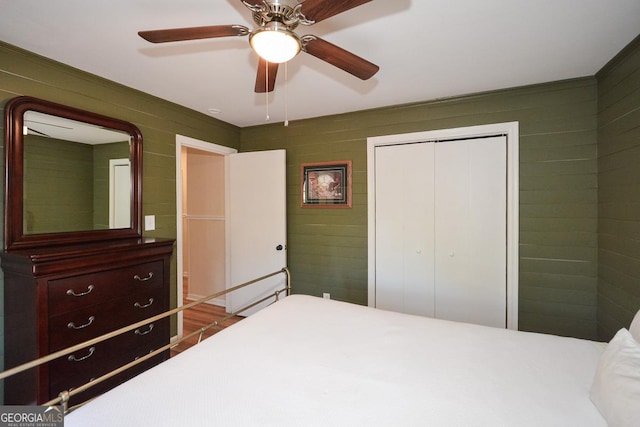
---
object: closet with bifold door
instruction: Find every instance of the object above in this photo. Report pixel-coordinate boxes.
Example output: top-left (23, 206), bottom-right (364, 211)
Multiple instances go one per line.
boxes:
top-left (374, 135), bottom-right (508, 328)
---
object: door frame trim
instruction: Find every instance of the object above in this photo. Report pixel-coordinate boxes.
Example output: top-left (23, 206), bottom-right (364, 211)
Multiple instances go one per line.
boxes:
top-left (175, 135), bottom-right (237, 338)
top-left (366, 122), bottom-right (519, 330)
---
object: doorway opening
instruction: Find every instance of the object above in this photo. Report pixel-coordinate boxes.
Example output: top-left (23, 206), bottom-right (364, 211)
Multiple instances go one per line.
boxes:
top-left (175, 135), bottom-right (236, 338)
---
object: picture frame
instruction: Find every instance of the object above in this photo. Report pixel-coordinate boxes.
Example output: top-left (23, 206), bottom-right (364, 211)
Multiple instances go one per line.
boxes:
top-left (300, 160), bottom-right (352, 208)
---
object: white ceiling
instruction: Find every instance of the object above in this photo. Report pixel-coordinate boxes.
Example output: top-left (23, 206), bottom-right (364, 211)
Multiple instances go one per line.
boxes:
top-left (1, 0), bottom-right (640, 128)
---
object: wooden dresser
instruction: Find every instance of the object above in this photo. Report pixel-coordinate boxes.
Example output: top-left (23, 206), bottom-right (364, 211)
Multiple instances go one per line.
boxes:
top-left (2, 237), bottom-right (174, 405)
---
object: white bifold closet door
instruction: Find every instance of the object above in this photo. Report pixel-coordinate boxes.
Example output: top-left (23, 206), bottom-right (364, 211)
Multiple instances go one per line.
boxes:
top-left (375, 142), bottom-right (436, 317)
top-left (375, 136), bottom-right (507, 328)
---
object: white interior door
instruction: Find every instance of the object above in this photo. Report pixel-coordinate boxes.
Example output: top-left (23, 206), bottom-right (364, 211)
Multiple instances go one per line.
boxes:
top-left (375, 143), bottom-right (435, 316)
top-left (109, 158), bottom-right (130, 228)
top-left (227, 149), bottom-right (287, 316)
top-left (368, 123), bottom-right (518, 330)
top-left (434, 136), bottom-right (507, 327)
top-left (373, 135), bottom-right (508, 328)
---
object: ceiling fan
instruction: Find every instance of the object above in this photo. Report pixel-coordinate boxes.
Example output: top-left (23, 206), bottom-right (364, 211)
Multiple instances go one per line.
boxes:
top-left (138, 0), bottom-right (379, 93)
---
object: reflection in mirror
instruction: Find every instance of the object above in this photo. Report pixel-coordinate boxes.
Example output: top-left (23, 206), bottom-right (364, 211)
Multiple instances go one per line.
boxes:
top-left (4, 96), bottom-right (143, 251)
top-left (23, 111), bottom-right (132, 234)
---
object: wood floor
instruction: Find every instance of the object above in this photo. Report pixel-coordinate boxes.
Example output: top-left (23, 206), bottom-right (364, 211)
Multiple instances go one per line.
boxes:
top-left (170, 280), bottom-right (243, 357)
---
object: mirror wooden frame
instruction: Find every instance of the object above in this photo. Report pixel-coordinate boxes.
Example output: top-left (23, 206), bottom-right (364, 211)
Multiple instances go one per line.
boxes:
top-left (3, 96), bottom-right (143, 251)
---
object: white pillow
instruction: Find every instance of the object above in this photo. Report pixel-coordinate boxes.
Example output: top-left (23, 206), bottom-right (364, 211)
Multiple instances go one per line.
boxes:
top-left (630, 310), bottom-right (640, 343)
top-left (590, 328), bottom-right (640, 426)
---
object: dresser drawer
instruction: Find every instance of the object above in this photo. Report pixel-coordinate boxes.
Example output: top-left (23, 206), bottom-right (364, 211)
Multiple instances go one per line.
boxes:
top-left (48, 289), bottom-right (166, 352)
top-left (48, 261), bottom-right (164, 315)
top-left (49, 320), bottom-right (169, 403)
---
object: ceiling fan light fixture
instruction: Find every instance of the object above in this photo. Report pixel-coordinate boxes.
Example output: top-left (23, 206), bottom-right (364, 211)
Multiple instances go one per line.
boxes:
top-left (249, 22), bottom-right (300, 64)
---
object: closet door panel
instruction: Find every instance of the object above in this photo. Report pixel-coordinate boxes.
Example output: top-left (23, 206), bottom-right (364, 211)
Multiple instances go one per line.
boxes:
top-left (375, 143), bottom-right (435, 316)
top-left (434, 136), bottom-right (507, 327)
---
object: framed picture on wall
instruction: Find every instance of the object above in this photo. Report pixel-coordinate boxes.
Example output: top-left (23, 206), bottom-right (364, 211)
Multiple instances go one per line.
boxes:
top-left (301, 160), bottom-right (352, 208)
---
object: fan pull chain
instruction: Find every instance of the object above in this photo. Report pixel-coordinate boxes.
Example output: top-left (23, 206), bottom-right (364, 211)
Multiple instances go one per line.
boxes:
top-left (265, 60), bottom-right (270, 121)
top-left (284, 62), bottom-right (289, 127)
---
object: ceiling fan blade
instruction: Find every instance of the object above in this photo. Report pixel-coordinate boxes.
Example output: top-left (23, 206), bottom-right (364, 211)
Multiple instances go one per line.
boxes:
top-left (240, 0), bottom-right (263, 8)
top-left (138, 25), bottom-right (249, 43)
top-left (301, 35), bottom-right (379, 80)
top-left (299, 0), bottom-right (373, 23)
top-left (255, 58), bottom-right (279, 93)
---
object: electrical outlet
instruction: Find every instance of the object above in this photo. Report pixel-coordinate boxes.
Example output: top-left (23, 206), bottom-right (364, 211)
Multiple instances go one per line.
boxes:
top-left (323, 293), bottom-right (330, 300)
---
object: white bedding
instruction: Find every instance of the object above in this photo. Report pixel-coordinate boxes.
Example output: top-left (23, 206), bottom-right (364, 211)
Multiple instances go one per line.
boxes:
top-left (66, 295), bottom-right (605, 426)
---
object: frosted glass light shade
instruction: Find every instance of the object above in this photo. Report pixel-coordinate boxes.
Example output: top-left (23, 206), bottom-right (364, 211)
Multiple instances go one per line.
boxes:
top-left (250, 24), bottom-right (300, 64)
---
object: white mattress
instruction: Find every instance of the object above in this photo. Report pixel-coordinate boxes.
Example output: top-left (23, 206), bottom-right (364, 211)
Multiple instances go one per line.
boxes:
top-left (66, 295), bottom-right (606, 426)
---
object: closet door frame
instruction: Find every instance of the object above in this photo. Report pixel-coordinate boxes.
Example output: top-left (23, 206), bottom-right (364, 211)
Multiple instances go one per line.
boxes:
top-left (367, 122), bottom-right (519, 330)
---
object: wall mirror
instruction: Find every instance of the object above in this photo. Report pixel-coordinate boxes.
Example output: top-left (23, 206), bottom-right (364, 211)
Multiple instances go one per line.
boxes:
top-left (3, 96), bottom-right (142, 251)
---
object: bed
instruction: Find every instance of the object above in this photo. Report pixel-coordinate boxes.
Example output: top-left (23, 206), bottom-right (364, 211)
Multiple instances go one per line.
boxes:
top-left (60, 294), bottom-right (640, 426)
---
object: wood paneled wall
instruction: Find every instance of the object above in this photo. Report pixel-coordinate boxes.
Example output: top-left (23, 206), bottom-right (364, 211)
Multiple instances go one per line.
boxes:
top-left (241, 78), bottom-right (600, 339)
top-left (597, 35), bottom-right (640, 341)
top-left (24, 136), bottom-right (94, 233)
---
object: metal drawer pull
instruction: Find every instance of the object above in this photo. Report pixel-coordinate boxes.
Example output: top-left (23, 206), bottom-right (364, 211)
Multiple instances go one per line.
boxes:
top-left (67, 316), bottom-right (95, 330)
top-left (135, 323), bottom-right (154, 336)
top-left (68, 347), bottom-right (95, 362)
top-left (66, 285), bottom-right (95, 297)
top-left (134, 272), bottom-right (154, 282)
top-left (134, 298), bottom-right (154, 309)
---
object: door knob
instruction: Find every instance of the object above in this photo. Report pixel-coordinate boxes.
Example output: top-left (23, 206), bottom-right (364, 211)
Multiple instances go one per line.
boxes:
top-left (276, 244), bottom-right (284, 251)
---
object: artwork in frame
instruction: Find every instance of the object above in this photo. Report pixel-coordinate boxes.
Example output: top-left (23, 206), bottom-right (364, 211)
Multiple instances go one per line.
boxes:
top-left (301, 160), bottom-right (352, 208)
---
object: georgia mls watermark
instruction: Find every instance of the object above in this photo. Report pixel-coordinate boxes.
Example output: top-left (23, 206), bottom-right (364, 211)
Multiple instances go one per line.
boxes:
top-left (0, 406), bottom-right (64, 427)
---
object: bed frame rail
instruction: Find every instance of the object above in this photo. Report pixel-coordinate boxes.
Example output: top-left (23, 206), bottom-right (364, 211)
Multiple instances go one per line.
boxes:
top-left (0, 267), bottom-right (291, 412)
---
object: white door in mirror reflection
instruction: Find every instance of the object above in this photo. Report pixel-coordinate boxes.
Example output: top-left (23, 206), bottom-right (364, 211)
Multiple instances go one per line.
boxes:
top-left (110, 158), bottom-right (131, 228)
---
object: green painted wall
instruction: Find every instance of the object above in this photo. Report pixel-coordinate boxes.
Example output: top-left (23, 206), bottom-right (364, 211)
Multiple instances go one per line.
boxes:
top-left (2, 32), bottom-right (640, 392)
top-left (596, 34), bottom-right (640, 341)
top-left (0, 42), bottom-right (241, 384)
top-left (24, 136), bottom-right (94, 233)
top-left (241, 78), bottom-right (600, 340)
